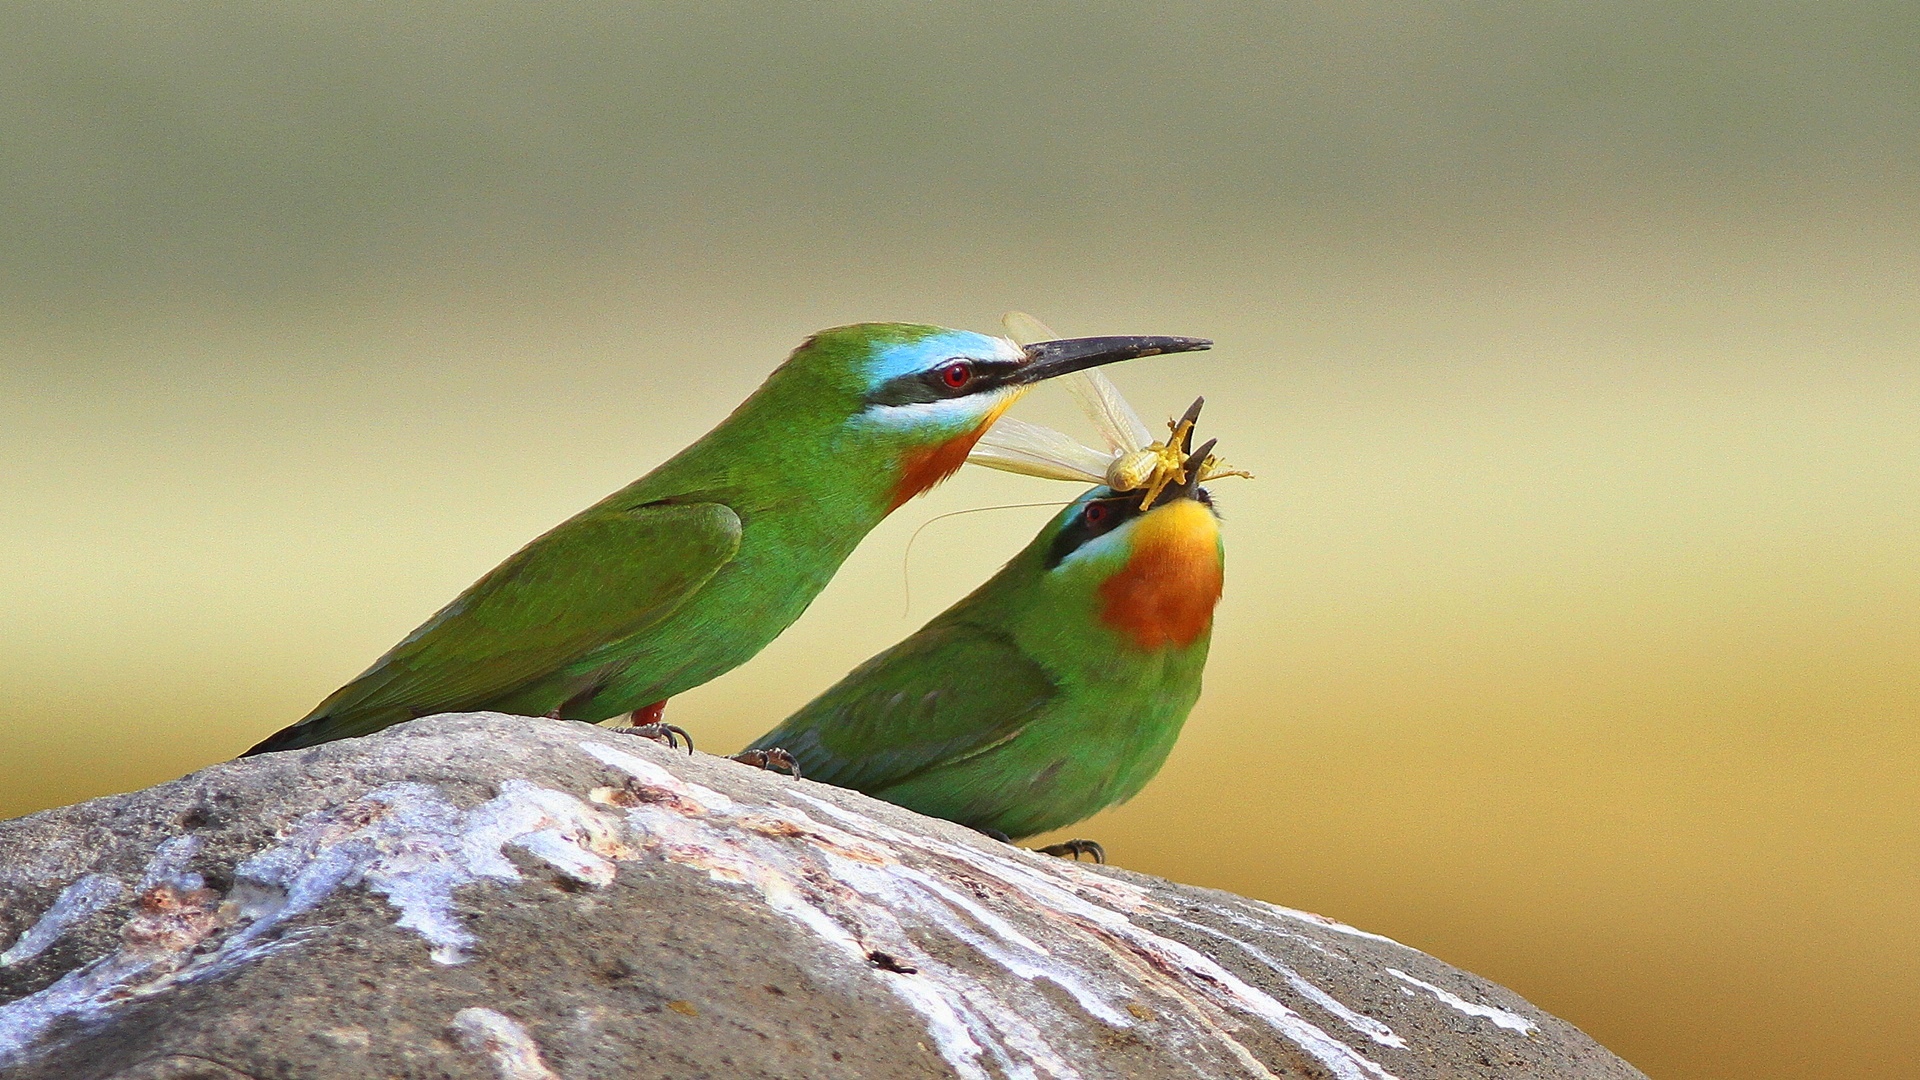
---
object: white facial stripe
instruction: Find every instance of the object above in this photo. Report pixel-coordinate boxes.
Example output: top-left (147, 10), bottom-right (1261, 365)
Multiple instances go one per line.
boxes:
top-left (854, 386), bottom-right (1018, 430)
top-left (1052, 513), bottom-right (1139, 572)
top-left (863, 330), bottom-right (1025, 386)
top-left (1052, 503), bottom-right (1136, 572)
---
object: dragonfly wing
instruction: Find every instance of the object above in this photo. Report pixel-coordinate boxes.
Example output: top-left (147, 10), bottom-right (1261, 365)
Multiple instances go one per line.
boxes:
top-left (1000, 310), bottom-right (1058, 346)
top-left (969, 417), bottom-right (1110, 483)
top-left (1066, 368), bottom-right (1154, 454)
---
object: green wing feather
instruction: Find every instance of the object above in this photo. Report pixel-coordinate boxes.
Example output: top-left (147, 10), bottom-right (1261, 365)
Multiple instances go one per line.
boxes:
top-left (248, 502), bottom-right (741, 753)
top-left (753, 621), bottom-right (1058, 793)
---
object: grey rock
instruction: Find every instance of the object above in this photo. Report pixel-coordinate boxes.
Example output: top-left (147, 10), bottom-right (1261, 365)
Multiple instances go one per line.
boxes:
top-left (0, 713), bottom-right (1645, 1080)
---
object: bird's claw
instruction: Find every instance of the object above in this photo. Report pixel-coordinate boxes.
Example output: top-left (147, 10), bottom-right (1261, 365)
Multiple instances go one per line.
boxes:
top-left (1035, 839), bottom-right (1105, 863)
top-left (617, 722), bottom-right (694, 753)
top-left (730, 747), bottom-right (803, 780)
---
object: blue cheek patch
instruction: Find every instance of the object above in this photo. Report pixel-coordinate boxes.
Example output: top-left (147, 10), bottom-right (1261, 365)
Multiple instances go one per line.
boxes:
top-left (863, 330), bottom-right (1011, 387)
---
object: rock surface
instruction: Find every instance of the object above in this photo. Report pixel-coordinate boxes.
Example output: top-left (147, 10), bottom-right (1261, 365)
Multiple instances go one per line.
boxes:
top-left (0, 713), bottom-right (1644, 1080)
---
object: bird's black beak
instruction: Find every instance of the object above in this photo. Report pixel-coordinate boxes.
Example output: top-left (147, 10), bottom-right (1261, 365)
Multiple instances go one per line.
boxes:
top-left (1175, 396), bottom-right (1204, 453)
top-left (1156, 437), bottom-right (1217, 508)
top-left (1135, 396), bottom-right (1212, 511)
top-left (1012, 335), bottom-right (1211, 385)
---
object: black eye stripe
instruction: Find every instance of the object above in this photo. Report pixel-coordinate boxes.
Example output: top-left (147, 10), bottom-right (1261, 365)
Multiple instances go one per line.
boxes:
top-left (866, 358), bottom-right (1025, 406)
top-left (1045, 493), bottom-right (1143, 568)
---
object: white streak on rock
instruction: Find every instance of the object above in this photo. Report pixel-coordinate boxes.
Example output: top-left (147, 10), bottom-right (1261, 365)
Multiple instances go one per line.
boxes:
top-left (1210, 907), bottom-right (1341, 956)
top-left (450, 1007), bottom-right (561, 1080)
top-left (795, 793), bottom-right (1400, 1079)
top-left (1386, 968), bottom-right (1539, 1035)
top-left (586, 743), bottom-right (1400, 1080)
top-left (0, 836), bottom-right (207, 974)
top-left (0, 949), bottom-right (163, 1063)
top-left (1249, 900), bottom-right (1407, 946)
top-left (578, 766), bottom-right (1016, 1079)
top-left (579, 742), bottom-right (734, 811)
top-left (233, 780), bottom-right (627, 964)
top-left (1165, 914), bottom-right (1407, 1049)
top-left (0, 839), bottom-right (222, 1064)
top-left (0, 875), bottom-right (124, 968)
top-left (137, 836), bottom-right (203, 891)
top-left (0, 777), bottom-right (633, 1065)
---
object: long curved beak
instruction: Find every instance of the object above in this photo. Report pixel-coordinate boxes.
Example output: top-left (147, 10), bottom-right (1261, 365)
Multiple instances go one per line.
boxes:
top-left (1013, 335), bottom-right (1211, 384)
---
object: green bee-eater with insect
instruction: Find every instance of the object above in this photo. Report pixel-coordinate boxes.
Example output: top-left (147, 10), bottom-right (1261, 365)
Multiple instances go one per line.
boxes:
top-left (746, 317), bottom-right (1247, 852)
top-left (245, 323), bottom-right (1208, 756)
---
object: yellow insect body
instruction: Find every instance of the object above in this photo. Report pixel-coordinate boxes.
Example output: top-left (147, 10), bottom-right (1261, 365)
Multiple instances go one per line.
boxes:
top-left (1106, 449), bottom-right (1163, 493)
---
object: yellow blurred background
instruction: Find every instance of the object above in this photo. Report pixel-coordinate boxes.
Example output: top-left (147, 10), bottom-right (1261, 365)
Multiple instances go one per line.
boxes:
top-left (2, 5), bottom-right (1915, 1077)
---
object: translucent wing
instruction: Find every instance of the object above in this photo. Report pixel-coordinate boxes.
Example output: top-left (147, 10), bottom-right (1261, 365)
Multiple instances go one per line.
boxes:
top-left (1066, 368), bottom-right (1154, 454)
top-left (1001, 311), bottom-right (1152, 454)
top-left (987, 310), bottom-right (1164, 486)
top-left (968, 418), bottom-right (1110, 483)
top-left (1000, 310), bottom-right (1058, 346)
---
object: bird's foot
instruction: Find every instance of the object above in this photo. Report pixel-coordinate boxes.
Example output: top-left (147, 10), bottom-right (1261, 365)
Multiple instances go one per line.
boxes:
top-left (616, 722), bottom-right (694, 753)
top-left (976, 828), bottom-right (1013, 844)
top-left (1035, 839), bottom-right (1105, 863)
top-left (729, 747), bottom-right (802, 779)
top-left (611, 701), bottom-right (691, 752)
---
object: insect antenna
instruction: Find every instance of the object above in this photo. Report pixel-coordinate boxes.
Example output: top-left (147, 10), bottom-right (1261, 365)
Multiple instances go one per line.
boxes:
top-left (901, 501), bottom-right (1073, 617)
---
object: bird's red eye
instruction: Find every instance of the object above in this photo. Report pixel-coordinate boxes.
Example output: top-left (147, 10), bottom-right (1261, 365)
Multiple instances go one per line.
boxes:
top-left (1084, 502), bottom-right (1109, 526)
top-left (939, 361), bottom-right (972, 389)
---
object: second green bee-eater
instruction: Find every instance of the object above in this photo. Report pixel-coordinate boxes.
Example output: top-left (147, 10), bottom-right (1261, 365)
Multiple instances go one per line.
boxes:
top-left (244, 323), bottom-right (1207, 756)
top-left (746, 438), bottom-right (1226, 841)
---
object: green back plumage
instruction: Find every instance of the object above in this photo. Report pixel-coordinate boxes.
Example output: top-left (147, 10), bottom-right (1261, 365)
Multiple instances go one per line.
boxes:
top-left (247, 324), bottom-right (1000, 755)
top-left (752, 486), bottom-right (1223, 839)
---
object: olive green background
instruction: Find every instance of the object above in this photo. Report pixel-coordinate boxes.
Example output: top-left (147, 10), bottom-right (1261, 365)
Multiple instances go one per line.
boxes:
top-left (2, 5), bottom-right (1915, 1078)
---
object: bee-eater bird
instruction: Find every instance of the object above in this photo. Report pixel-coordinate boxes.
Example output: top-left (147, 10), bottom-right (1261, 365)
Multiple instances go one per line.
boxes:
top-left (744, 389), bottom-right (1242, 845)
top-left (243, 323), bottom-right (1209, 756)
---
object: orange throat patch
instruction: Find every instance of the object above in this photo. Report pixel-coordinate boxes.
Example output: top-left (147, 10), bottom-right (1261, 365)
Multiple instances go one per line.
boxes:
top-left (886, 398), bottom-right (1017, 512)
top-left (1098, 500), bottom-right (1224, 650)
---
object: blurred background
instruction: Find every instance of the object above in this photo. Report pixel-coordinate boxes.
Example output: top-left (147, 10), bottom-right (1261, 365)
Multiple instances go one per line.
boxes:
top-left (1, 3), bottom-right (1915, 1076)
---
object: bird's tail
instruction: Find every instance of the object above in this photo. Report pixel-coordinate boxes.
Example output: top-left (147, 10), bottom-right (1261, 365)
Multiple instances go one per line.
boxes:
top-left (239, 706), bottom-right (409, 757)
